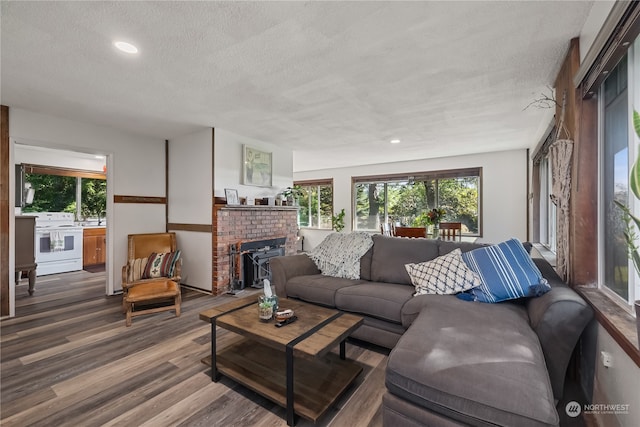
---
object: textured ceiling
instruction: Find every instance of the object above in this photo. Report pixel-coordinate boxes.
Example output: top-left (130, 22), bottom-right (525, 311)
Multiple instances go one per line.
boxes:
top-left (1, 1), bottom-right (593, 171)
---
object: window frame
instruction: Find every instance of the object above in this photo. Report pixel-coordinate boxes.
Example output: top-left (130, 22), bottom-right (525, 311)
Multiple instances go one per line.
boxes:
top-left (294, 178), bottom-right (334, 230)
top-left (597, 46), bottom-right (640, 310)
top-left (20, 163), bottom-right (107, 220)
top-left (539, 156), bottom-right (557, 253)
top-left (351, 167), bottom-right (483, 236)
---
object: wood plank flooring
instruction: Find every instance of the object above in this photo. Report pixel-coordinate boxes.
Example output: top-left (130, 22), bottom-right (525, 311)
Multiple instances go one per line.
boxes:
top-left (1, 271), bottom-right (387, 426)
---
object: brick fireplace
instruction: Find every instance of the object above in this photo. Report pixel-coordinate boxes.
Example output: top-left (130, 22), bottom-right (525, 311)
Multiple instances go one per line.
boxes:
top-left (212, 205), bottom-right (298, 295)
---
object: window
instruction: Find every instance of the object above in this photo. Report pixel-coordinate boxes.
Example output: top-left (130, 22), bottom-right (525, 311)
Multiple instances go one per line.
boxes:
top-left (599, 48), bottom-right (640, 307)
top-left (295, 179), bottom-right (333, 229)
top-left (353, 168), bottom-right (482, 235)
top-left (539, 156), bottom-right (557, 252)
top-left (21, 164), bottom-right (106, 222)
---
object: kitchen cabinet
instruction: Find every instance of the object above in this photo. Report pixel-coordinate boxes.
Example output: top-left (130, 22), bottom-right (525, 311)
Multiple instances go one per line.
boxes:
top-left (83, 227), bottom-right (106, 267)
top-left (15, 215), bottom-right (37, 295)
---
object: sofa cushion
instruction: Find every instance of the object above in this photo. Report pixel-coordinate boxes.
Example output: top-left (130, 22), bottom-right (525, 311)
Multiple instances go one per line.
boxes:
top-left (386, 295), bottom-right (559, 427)
top-left (359, 245), bottom-right (374, 281)
top-left (405, 249), bottom-right (481, 296)
top-left (438, 240), bottom-right (486, 256)
top-left (335, 282), bottom-right (414, 324)
top-left (370, 235), bottom-right (439, 285)
top-left (285, 274), bottom-right (363, 307)
top-left (460, 238), bottom-right (551, 303)
top-left (350, 316), bottom-right (407, 349)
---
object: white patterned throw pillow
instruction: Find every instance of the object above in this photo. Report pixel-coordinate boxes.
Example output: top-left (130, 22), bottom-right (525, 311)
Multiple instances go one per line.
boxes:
top-left (405, 249), bottom-right (481, 295)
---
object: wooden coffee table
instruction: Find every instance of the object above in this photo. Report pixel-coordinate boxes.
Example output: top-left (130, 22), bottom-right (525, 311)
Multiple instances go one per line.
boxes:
top-left (200, 295), bottom-right (363, 426)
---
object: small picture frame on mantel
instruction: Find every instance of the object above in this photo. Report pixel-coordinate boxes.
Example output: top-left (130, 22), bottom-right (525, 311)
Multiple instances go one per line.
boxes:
top-left (224, 188), bottom-right (240, 206)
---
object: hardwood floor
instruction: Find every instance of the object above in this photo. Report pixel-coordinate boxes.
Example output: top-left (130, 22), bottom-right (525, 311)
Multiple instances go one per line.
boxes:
top-left (1, 271), bottom-right (387, 427)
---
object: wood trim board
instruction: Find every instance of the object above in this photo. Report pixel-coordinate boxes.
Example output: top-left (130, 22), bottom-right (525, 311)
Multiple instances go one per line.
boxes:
top-left (166, 223), bottom-right (212, 233)
top-left (22, 164), bottom-right (105, 180)
top-left (577, 287), bottom-right (640, 368)
top-left (113, 195), bottom-right (166, 204)
top-left (1, 105), bottom-right (9, 316)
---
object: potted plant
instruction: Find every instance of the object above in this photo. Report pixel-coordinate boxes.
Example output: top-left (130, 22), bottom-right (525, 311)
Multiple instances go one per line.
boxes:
top-left (281, 186), bottom-right (302, 206)
top-left (332, 208), bottom-right (346, 232)
top-left (615, 109), bottom-right (640, 347)
top-left (258, 297), bottom-right (275, 322)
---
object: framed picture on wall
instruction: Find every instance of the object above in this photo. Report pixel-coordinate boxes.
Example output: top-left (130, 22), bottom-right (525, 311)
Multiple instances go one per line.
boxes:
top-left (243, 145), bottom-right (272, 187)
top-left (224, 188), bottom-right (239, 205)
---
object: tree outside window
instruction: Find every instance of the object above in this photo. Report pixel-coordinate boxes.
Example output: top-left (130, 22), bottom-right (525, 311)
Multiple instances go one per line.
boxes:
top-left (353, 169), bottom-right (481, 235)
top-left (22, 171), bottom-right (106, 223)
top-left (296, 180), bottom-right (333, 229)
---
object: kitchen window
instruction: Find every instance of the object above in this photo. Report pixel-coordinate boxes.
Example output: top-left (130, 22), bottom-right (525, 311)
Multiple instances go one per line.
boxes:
top-left (20, 164), bottom-right (106, 222)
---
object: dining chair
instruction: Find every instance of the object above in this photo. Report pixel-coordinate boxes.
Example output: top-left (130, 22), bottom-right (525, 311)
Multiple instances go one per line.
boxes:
top-left (394, 226), bottom-right (427, 238)
top-left (439, 222), bottom-right (462, 241)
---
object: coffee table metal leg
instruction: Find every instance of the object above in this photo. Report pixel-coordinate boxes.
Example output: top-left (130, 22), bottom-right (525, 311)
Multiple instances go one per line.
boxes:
top-left (286, 345), bottom-right (296, 426)
top-left (340, 340), bottom-right (346, 360)
top-left (211, 322), bottom-right (219, 382)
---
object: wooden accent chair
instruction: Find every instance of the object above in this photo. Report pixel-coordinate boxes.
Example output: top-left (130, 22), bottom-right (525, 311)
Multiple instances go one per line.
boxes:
top-left (439, 222), bottom-right (462, 241)
top-left (394, 226), bottom-right (427, 238)
top-left (121, 232), bottom-right (182, 326)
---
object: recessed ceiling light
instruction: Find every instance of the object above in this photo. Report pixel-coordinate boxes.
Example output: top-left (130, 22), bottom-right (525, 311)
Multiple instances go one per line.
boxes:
top-left (114, 41), bottom-right (138, 54)
top-left (390, 139), bottom-right (401, 144)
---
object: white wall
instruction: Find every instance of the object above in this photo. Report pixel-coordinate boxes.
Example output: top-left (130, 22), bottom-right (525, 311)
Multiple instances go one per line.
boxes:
top-left (580, 320), bottom-right (640, 427)
top-left (15, 144), bottom-right (106, 172)
top-left (9, 108), bottom-right (166, 300)
top-left (295, 149), bottom-right (527, 250)
top-left (168, 128), bottom-right (213, 292)
top-left (214, 128), bottom-right (293, 200)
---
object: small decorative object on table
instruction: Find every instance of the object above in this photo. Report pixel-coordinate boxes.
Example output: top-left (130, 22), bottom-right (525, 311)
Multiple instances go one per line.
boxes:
top-left (275, 308), bottom-right (295, 322)
top-left (258, 279), bottom-right (278, 321)
top-left (258, 296), bottom-right (275, 322)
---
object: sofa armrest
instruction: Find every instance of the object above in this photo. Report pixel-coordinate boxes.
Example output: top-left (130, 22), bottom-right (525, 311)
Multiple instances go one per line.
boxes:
top-left (527, 285), bottom-right (593, 400)
top-left (270, 254), bottom-right (320, 296)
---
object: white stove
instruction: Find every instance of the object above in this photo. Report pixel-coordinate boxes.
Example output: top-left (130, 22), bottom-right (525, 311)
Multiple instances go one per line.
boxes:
top-left (34, 212), bottom-right (84, 276)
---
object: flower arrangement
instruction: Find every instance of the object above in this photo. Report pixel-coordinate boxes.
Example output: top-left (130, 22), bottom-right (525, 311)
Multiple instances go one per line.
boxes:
top-left (426, 208), bottom-right (446, 225)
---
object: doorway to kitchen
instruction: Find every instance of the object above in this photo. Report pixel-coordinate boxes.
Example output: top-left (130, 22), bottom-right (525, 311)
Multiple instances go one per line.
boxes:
top-left (14, 143), bottom-right (111, 297)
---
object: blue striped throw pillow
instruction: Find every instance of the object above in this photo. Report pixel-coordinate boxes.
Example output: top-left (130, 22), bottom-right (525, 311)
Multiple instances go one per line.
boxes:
top-left (460, 238), bottom-right (551, 303)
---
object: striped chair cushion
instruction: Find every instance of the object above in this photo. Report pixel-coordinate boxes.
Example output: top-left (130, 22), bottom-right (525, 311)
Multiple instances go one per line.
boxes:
top-left (127, 257), bottom-right (148, 282)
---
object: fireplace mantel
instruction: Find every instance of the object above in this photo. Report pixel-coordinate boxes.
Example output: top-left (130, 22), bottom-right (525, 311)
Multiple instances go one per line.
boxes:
top-left (215, 204), bottom-right (299, 212)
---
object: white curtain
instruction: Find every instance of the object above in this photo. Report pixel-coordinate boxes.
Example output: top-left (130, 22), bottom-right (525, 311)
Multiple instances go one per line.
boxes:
top-left (549, 138), bottom-right (574, 282)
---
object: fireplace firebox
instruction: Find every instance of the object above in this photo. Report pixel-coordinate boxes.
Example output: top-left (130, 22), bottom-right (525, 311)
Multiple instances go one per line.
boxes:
top-left (229, 237), bottom-right (286, 293)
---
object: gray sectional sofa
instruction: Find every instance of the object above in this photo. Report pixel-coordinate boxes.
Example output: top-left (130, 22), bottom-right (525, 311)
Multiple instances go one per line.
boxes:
top-left (270, 234), bottom-right (593, 427)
